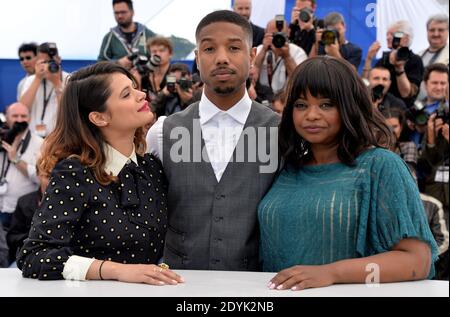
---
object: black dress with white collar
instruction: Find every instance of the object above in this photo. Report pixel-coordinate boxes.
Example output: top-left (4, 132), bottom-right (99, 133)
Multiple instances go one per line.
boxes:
top-left (17, 154), bottom-right (168, 280)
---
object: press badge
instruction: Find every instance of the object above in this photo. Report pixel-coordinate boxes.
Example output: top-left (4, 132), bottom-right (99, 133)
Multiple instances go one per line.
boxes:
top-left (0, 179), bottom-right (8, 195)
top-left (35, 123), bottom-right (47, 138)
top-left (435, 166), bottom-right (449, 183)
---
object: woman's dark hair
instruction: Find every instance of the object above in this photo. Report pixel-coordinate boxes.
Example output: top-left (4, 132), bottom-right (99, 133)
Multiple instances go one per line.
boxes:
top-left (38, 62), bottom-right (147, 185)
top-left (279, 56), bottom-right (394, 169)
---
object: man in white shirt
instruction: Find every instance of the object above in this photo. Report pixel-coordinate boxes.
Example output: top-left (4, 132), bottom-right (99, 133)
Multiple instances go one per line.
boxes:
top-left (0, 103), bottom-right (43, 229)
top-left (419, 14), bottom-right (449, 68)
top-left (254, 18), bottom-right (307, 100)
top-left (20, 43), bottom-right (70, 138)
top-left (16, 43), bottom-right (38, 101)
top-left (417, 14), bottom-right (449, 100)
top-left (147, 10), bottom-right (279, 271)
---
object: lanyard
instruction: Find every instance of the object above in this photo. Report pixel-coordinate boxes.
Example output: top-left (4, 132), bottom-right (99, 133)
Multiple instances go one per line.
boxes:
top-left (42, 80), bottom-right (54, 122)
top-left (0, 131), bottom-right (31, 180)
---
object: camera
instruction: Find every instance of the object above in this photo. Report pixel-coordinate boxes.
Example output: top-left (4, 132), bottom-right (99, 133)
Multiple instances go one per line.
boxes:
top-left (128, 48), bottom-right (161, 76)
top-left (321, 28), bottom-right (340, 46)
top-left (166, 75), bottom-right (177, 94)
top-left (128, 48), bottom-right (161, 98)
top-left (178, 78), bottom-right (193, 91)
top-left (299, 8), bottom-right (313, 23)
top-left (0, 121), bottom-right (29, 149)
top-left (272, 15), bottom-right (289, 49)
top-left (382, 32), bottom-right (411, 66)
top-left (392, 32), bottom-right (411, 62)
top-left (371, 84), bottom-right (385, 103)
top-left (314, 19), bottom-right (325, 30)
top-left (44, 43), bottom-right (60, 74)
top-left (436, 105), bottom-right (449, 124)
top-left (408, 100), bottom-right (429, 126)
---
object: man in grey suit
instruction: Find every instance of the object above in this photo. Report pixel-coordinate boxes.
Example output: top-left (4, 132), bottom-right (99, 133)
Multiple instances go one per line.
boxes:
top-left (147, 10), bottom-right (279, 271)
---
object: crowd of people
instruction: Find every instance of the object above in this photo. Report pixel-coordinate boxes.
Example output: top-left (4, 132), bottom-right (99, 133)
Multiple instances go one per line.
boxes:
top-left (0, 0), bottom-right (448, 288)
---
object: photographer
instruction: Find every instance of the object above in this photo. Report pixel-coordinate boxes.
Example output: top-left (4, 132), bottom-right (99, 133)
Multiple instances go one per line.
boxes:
top-left (131, 37), bottom-right (173, 102)
top-left (369, 66), bottom-right (407, 111)
top-left (233, 0), bottom-right (265, 47)
top-left (0, 103), bottom-right (43, 229)
top-left (289, 0), bottom-right (318, 55)
top-left (17, 43), bottom-right (38, 101)
top-left (19, 43), bottom-right (69, 138)
top-left (151, 63), bottom-right (201, 118)
top-left (420, 63), bottom-right (449, 115)
top-left (365, 21), bottom-right (424, 108)
top-left (381, 107), bottom-right (418, 174)
top-left (419, 106), bottom-right (449, 280)
top-left (98, 0), bottom-right (155, 68)
top-left (254, 17), bottom-right (307, 100)
top-left (310, 12), bottom-right (362, 70)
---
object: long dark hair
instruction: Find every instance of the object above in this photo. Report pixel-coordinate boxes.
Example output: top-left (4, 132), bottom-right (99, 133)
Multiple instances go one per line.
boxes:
top-left (39, 62), bottom-right (147, 185)
top-left (279, 56), bottom-right (394, 169)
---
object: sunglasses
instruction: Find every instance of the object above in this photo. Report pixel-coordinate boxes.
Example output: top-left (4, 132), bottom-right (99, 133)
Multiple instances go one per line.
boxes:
top-left (19, 56), bottom-right (34, 62)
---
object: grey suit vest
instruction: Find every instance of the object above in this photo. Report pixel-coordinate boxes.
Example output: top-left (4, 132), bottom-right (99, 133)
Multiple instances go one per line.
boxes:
top-left (162, 101), bottom-right (279, 271)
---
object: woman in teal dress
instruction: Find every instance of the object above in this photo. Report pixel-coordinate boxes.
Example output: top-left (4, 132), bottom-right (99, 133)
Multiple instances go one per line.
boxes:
top-left (258, 57), bottom-right (438, 291)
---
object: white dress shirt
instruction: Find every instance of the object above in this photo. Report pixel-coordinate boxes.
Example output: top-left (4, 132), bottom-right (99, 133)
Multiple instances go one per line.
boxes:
top-left (21, 72), bottom-right (70, 137)
top-left (257, 43), bottom-right (307, 93)
top-left (147, 91), bottom-right (253, 182)
top-left (62, 144), bottom-right (138, 281)
top-left (0, 131), bottom-right (43, 213)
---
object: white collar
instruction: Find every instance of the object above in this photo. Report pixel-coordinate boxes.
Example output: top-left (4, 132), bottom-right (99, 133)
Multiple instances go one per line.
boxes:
top-left (104, 143), bottom-right (138, 177)
top-left (199, 90), bottom-right (252, 125)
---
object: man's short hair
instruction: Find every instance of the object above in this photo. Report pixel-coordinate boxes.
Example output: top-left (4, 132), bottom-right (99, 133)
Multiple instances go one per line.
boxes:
top-left (423, 63), bottom-right (449, 82)
top-left (195, 10), bottom-right (253, 47)
top-left (324, 12), bottom-right (345, 27)
top-left (169, 63), bottom-right (191, 75)
top-left (147, 37), bottom-right (174, 54)
top-left (113, 0), bottom-right (133, 10)
top-left (426, 14), bottom-right (449, 30)
top-left (38, 43), bottom-right (59, 57)
top-left (369, 66), bottom-right (392, 79)
top-left (18, 43), bottom-right (38, 56)
top-left (388, 20), bottom-right (414, 47)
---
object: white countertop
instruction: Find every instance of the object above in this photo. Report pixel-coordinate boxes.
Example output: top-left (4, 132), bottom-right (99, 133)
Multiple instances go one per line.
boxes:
top-left (0, 269), bottom-right (448, 297)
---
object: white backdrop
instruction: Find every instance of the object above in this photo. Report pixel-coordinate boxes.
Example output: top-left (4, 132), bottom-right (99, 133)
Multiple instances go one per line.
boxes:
top-left (0, 0), bottom-right (232, 60)
top-left (377, 0), bottom-right (449, 56)
top-left (1, 0), bottom-right (447, 60)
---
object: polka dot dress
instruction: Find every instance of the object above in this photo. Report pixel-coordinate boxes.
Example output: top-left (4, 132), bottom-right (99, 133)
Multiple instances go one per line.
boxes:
top-left (17, 154), bottom-right (168, 280)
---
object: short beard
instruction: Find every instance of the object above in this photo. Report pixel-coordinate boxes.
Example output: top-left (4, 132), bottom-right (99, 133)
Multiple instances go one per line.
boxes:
top-left (214, 86), bottom-right (236, 95)
top-left (119, 21), bottom-right (132, 29)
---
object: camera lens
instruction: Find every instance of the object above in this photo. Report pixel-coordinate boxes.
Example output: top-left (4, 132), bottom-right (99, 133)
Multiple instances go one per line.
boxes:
top-left (299, 9), bottom-right (311, 23)
top-left (372, 84), bottom-right (385, 102)
top-left (321, 30), bottom-right (337, 46)
top-left (48, 60), bottom-right (60, 73)
top-left (272, 33), bottom-right (287, 48)
top-left (396, 47), bottom-right (410, 62)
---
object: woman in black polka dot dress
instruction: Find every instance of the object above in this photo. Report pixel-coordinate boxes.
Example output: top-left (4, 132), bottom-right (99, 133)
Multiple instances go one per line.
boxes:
top-left (17, 62), bottom-right (184, 285)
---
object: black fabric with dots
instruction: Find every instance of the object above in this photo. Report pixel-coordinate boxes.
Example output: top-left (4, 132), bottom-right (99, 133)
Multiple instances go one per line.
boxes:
top-left (17, 154), bottom-right (168, 280)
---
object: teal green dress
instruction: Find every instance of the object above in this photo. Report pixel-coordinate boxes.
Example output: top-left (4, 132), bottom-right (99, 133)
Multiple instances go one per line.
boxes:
top-left (258, 148), bottom-right (438, 277)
